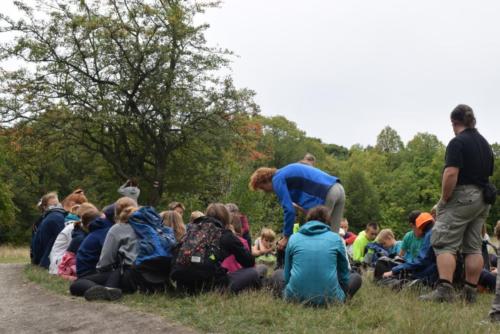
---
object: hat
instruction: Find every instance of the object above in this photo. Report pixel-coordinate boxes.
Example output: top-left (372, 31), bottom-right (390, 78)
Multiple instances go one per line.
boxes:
top-left (416, 212), bottom-right (434, 230)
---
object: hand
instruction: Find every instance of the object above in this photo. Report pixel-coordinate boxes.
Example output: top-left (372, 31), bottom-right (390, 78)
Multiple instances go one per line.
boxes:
top-left (383, 271), bottom-right (393, 278)
top-left (277, 236), bottom-right (289, 251)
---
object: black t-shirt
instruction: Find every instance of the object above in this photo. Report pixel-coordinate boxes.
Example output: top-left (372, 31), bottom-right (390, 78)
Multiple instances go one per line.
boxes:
top-left (444, 128), bottom-right (494, 186)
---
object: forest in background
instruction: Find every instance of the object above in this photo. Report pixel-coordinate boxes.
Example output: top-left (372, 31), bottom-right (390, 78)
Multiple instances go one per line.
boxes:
top-left (0, 0), bottom-right (499, 244)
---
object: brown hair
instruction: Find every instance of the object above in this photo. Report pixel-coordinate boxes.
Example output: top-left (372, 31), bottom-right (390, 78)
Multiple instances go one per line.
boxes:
top-left (451, 104), bottom-right (476, 129)
top-left (206, 203), bottom-right (231, 227)
top-left (80, 207), bottom-right (102, 228)
top-left (260, 228), bottom-right (276, 242)
top-left (305, 205), bottom-right (331, 225)
top-left (61, 189), bottom-right (88, 211)
top-left (160, 210), bottom-right (186, 241)
top-left (230, 214), bottom-right (243, 236)
top-left (115, 197), bottom-right (138, 223)
top-left (249, 167), bottom-right (277, 191)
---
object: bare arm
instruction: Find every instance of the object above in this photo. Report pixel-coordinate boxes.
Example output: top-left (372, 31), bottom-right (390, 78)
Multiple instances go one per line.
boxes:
top-left (441, 167), bottom-right (459, 203)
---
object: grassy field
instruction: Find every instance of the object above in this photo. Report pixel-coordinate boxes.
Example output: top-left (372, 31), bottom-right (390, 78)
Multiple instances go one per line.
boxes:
top-left (0, 245), bottom-right (30, 264)
top-left (3, 246), bottom-right (498, 333)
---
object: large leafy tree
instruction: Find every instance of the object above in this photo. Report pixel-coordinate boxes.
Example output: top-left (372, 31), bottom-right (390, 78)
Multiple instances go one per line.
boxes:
top-left (0, 0), bottom-right (258, 204)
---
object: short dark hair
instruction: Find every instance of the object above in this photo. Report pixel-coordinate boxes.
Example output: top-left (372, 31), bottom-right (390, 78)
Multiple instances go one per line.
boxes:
top-left (366, 221), bottom-right (379, 230)
top-left (451, 104), bottom-right (476, 129)
top-left (408, 210), bottom-right (421, 225)
top-left (305, 206), bottom-right (330, 225)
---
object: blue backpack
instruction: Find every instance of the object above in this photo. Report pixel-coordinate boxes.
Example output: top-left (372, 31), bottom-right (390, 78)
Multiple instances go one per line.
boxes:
top-left (128, 207), bottom-right (176, 266)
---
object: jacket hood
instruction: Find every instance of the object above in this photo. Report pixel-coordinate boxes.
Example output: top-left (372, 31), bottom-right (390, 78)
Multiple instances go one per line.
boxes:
top-left (89, 217), bottom-right (113, 232)
top-left (298, 221), bottom-right (331, 236)
top-left (44, 207), bottom-right (67, 218)
top-left (194, 216), bottom-right (224, 229)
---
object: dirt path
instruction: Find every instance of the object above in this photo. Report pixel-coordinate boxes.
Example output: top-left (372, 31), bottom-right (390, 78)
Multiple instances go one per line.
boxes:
top-left (0, 264), bottom-right (197, 334)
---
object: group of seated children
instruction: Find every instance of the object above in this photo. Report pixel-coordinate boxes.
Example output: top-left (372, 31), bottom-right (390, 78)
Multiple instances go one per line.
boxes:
top-left (31, 186), bottom-right (363, 307)
top-left (30, 186), bottom-right (499, 306)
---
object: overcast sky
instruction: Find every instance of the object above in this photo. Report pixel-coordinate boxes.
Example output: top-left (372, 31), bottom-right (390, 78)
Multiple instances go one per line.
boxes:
top-left (3, 1), bottom-right (500, 147)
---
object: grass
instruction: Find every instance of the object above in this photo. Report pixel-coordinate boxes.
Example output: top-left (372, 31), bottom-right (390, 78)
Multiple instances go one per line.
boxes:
top-left (0, 245), bottom-right (30, 263)
top-left (21, 265), bottom-right (499, 334)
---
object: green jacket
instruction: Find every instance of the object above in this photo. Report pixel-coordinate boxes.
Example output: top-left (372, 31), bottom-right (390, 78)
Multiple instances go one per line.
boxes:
top-left (352, 230), bottom-right (370, 262)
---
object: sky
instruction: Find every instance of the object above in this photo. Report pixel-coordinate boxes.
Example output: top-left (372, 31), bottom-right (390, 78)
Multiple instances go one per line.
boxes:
top-left (3, 0), bottom-right (500, 147)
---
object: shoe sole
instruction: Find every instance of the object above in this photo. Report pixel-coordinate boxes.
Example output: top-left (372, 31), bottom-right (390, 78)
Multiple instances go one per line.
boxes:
top-left (84, 286), bottom-right (122, 301)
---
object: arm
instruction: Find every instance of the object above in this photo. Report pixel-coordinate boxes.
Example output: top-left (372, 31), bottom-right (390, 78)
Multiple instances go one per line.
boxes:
top-left (96, 227), bottom-right (120, 271)
top-left (336, 238), bottom-right (350, 287)
top-left (273, 177), bottom-right (296, 237)
top-left (221, 232), bottom-right (255, 268)
top-left (352, 236), bottom-right (365, 262)
top-left (392, 232), bottom-right (432, 274)
top-left (441, 167), bottom-right (459, 203)
top-left (118, 181), bottom-right (129, 195)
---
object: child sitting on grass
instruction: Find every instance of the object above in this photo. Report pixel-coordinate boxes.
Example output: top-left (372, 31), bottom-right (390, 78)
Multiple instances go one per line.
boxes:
top-left (252, 228), bottom-right (277, 267)
top-left (399, 211), bottom-right (424, 263)
top-left (160, 210), bottom-right (186, 242)
top-left (365, 229), bottom-right (401, 266)
top-left (221, 214), bottom-right (250, 273)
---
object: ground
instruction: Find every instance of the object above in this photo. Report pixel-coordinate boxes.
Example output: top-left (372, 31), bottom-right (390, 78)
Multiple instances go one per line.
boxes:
top-left (1, 246), bottom-right (499, 333)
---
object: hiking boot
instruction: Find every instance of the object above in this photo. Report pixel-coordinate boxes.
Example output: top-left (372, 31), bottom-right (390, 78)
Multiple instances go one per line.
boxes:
top-left (84, 286), bottom-right (122, 302)
top-left (461, 284), bottom-right (477, 304)
top-left (419, 282), bottom-right (455, 303)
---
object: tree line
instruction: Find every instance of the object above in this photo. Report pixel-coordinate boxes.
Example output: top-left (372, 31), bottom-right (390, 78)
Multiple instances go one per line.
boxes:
top-left (0, 1), bottom-right (498, 243)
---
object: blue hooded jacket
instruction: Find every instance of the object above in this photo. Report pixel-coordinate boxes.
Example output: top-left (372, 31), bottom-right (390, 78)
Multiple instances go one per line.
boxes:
top-left (391, 225), bottom-right (437, 284)
top-left (284, 221), bottom-right (350, 305)
top-left (273, 163), bottom-right (338, 236)
top-left (76, 217), bottom-right (113, 277)
top-left (32, 208), bottom-right (67, 268)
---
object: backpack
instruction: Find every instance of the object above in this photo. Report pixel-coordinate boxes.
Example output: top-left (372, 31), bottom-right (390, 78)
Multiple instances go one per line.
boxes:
top-left (364, 243), bottom-right (390, 267)
top-left (128, 207), bottom-right (176, 292)
top-left (175, 216), bottom-right (224, 268)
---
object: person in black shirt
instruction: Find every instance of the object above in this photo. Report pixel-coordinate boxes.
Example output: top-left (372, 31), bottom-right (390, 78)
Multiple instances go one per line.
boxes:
top-left (420, 104), bottom-right (494, 304)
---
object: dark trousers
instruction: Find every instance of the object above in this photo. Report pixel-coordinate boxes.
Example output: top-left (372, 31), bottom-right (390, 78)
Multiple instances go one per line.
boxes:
top-left (70, 269), bottom-right (137, 296)
top-left (269, 269), bottom-right (362, 299)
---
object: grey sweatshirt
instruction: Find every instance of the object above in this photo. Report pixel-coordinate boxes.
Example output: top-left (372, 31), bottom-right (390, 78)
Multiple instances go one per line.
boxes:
top-left (118, 182), bottom-right (140, 201)
top-left (97, 223), bottom-right (138, 271)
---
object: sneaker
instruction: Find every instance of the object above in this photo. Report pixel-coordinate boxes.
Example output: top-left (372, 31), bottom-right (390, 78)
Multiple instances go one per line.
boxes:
top-left (461, 284), bottom-right (477, 304)
top-left (419, 282), bottom-right (455, 303)
top-left (84, 286), bottom-right (122, 302)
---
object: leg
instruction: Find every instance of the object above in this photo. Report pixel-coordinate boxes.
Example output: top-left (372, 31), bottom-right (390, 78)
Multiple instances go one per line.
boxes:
top-left (436, 253), bottom-right (457, 283)
top-left (325, 183), bottom-right (345, 233)
top-left (345, 273), bottom-right (362, 298)
top-left (268, 269), bottom-right (285, 297)
top-left (69, 272), bottom-right (112, 296)
top-left (227, 267), bottom-right (261, 294)
top-left (464, 254), bottom-right (484, 284)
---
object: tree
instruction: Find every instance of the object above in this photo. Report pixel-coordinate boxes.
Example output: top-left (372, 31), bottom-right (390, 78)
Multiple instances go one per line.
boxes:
top-left (376, 126), bottom-right (404, 153)
top-left (0, 0), bottom-right (258, 204)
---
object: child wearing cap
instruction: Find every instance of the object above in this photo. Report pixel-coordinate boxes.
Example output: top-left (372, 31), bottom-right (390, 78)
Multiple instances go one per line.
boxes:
top-left (383, 212), bottom-right (438, 286)
top-left (399, 210), bottom-right (424, 263)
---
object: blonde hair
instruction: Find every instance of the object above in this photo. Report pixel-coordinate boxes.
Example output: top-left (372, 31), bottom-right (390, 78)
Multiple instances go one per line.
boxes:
top-left (206, 203), bottom-right (231, 227)
top-left (76, 202), bottom-right (98, 217)
top-left (74, 203), bottom-right (99, 229)
top-left (80, 207), bottom-right (101, 228)
top-left (39, 192), bottom-right (58, 211)
top-left (189, 211), bottom-right (204, 223)
top-left (115, 197), bottom-right (138, 223)
top-left (249, 167), bottom-right (277, 191)
top-left (160, 210), bottom-right (186, 241)
top-left (495, 221), bottom-right (500, 240)
top-left (260, 228), bottom-right (276, 242)
top-left (376, 229), bottom-right (395, 243)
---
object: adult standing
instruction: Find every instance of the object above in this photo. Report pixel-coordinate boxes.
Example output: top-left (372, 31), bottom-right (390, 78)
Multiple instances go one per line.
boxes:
top-left (249, 162), bottom-right (345, 250)
top-left (118, 178), bottom-right (140, 202)
top-left (421, 104), bottom-right (494, 303)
